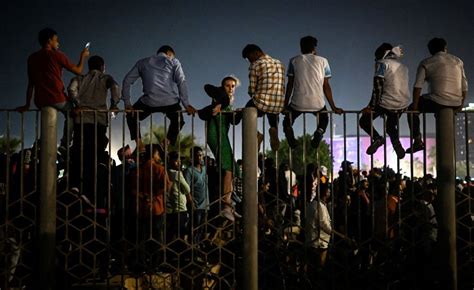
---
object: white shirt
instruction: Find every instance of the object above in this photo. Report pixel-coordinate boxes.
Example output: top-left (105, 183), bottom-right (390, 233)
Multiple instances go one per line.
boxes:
top-left (305, 199), bottom-right (332, 249)
top-left (374, 57), bottom-right (410, 110)
top-left (287, 54), bottom-right (331, 111)
top-left (284, 169), bottom-right (297, 195)
top-left (414, 51), bottom-right (468, 106)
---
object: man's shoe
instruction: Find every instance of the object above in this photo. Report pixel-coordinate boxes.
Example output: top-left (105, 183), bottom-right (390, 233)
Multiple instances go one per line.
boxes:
top-left (58, 145), bottom-right (68, 156)
top-left (269, 127), bottom-right (280, 151)
top-left (311, 130), bottom-right (324, 148)
top-left (393, 144), bottom-right (406, 159)
top-left (221, 206), bottom-right (235, 222)
top-left (405, 140), bottom-right (425, 154)
top-left (366, 137), bottom-right (384, 155)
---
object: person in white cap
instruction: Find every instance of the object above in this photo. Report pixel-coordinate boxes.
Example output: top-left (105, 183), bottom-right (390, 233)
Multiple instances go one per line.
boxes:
top-left (359, 43), bottom-right (410, 159)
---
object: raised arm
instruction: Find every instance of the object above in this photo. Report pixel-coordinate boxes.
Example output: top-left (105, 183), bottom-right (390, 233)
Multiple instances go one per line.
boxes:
top-left (67, 48), bottom-right (90, 75)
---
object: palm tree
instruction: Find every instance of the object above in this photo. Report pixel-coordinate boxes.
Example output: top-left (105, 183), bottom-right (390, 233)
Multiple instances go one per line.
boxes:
top-left (0, 135), bottom-right (21, 154)
top-left (266, 134), bottom-right (332, 176)
top-left (142, 126), bottom-right (200, 160)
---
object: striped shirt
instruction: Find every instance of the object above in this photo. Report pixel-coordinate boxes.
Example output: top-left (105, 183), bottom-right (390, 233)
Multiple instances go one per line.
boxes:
top-left (248, 55), bottom-right (285, 114)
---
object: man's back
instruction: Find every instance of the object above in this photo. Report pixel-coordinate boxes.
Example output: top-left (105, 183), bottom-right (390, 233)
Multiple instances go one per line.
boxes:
top-left (69, 70), bottom-right (119, 125)
top-left (376, 58), bottom-right (410, 110)
top-left (249, 54), bottom-right (285, 113)
top-left (130, 53), bottom-right (185, 107)
top-left (288, 54), bottom-right (330, 111)
top-left (415, 51), bottom-right (468, 106)
top-left (28, 49), bottom-right (75, 107)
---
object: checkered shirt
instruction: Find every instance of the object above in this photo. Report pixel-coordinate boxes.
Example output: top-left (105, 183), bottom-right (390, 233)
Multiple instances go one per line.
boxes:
top-left (248, 54), bottom-right (285, 114)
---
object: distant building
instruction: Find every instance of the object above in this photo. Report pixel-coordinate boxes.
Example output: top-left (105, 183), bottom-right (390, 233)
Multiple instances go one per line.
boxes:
top-left (455, 103), bottom-right (474, 175)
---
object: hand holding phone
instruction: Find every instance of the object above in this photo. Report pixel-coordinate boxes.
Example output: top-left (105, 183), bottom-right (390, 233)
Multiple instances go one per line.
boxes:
top-left (85, 42), bottom-right (91, 49)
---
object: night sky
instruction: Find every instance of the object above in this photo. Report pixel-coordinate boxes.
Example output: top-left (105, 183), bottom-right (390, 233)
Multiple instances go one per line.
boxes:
top-left (1, 0), bottom-right (473, 158)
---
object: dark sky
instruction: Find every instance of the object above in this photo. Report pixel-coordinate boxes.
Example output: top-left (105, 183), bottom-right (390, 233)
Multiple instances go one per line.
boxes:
top-left (1, 0), bottom-right (473, 155)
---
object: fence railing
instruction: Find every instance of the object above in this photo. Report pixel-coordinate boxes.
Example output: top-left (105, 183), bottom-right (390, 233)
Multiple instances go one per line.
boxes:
top-left (0, 107), bottom-right (472, 290)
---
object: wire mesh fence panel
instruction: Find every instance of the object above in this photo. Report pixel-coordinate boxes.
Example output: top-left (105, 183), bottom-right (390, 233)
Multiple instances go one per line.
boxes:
top-left (0, 108), bottom-right (472, 289)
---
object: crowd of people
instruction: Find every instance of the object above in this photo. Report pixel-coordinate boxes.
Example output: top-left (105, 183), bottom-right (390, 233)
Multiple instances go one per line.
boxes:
top-left (0, 27), bottom-right (470, 289)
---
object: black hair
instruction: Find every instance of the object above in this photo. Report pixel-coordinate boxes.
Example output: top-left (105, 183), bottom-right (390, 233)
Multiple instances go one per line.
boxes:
top-left (374, 43), bottom-right (393, 60)
top-left (168, 150), bottom-right (180, 162)
top-left (300, 36), bottom-right (318, 54)
top-left (427, 38), bottom-right (447, 55)
top-left (157, 45), bottom-right (175, 55)
top-left (190, 146), bottom-right (203, 156)
top-left (38, 28), bottom-right (57, 47)
top-left (145, 143), bottom-right (165, 160)
top-left (88, 55), bottom-right (105, 71)
top-left (242, 44), bottom-right (262, 59)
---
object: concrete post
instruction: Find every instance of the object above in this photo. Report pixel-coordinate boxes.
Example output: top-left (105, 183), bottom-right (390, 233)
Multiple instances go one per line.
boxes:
top-left (39, 107), bottom-right (57, 290)
top-left (242, 107), bottom-right (258, 290)
top-left (436, 108), bottom-right (457, 290)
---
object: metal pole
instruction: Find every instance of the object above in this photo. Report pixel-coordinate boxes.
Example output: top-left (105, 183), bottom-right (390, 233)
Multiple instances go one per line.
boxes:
top-left (242, 107), bottom-right (258, 290)
top-left (436, 108), bottom-right (457, 290)
top-left (39, 107), bottom-right (57, 290)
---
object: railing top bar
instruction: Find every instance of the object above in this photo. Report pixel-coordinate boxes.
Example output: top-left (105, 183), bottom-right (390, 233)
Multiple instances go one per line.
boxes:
top-left (1, 108), bottom-right (473, 114)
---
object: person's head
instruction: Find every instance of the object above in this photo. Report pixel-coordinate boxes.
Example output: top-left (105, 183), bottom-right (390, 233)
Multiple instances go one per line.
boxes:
top-left (300, 36), bottom-right (318, 54)
top-left (38, 28), bottom-right (59, 49)
top-left (117, 144), bottom-right (131, 161)
top-left (320, 184), bottom-right (330, 201)
top-left (258, 179), bottom-right (270, 192)
top-left (190, 146), bottom-right (204, 166)
top-left (242, 44), bottom-right (264, 63)
top-left (341, 160), bottom-right (353, 172)
top-left (320, 165), bottom-right (328, 176)
top-left (146, 143), bottom-right (165, 163)
top-left (358, 179), bottom-right (369, 190)
top-left (168, 151), bottom-right (181, 169)
top-left (221, 75), bottom-right (240, 96)
top-left (374, 43), bottom-right (393, 61)
top-left (88, 55), bottom-right (105, 72)
top-left (157, 45), bottom-right (175, 58)
top-left (427, 38), bottom-right (447, 55)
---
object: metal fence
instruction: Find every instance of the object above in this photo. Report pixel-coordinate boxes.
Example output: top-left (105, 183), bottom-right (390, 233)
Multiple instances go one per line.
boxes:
top-left (0, 107), bottom-right (472, 290)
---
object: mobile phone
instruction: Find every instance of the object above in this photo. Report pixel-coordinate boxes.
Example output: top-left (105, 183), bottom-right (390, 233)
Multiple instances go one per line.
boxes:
top-left (85, 42), bottom-right (91, 49)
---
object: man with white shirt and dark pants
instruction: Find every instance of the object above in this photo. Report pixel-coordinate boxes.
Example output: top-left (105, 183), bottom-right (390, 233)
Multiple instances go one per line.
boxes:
top-left (122, 45), bottom-right (196, 151)
top-left (359, 43), bottom-right (410, 159)
top-left (406, 37), bottom-right (468, 153)
top-left (283, 36), bottom-right (343, 149)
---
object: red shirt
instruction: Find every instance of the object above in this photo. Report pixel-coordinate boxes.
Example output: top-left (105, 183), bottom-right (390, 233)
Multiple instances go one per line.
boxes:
top-left (132, 159), bottom-right (171, 217)
top-left (27, 48), bottom-right (75, 108)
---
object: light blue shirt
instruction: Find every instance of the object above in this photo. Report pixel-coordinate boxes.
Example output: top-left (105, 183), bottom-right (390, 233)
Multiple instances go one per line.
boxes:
top-left (122, 52), bottom-right (190, 108)
top-left (184, 165), bottom-right (209, 210)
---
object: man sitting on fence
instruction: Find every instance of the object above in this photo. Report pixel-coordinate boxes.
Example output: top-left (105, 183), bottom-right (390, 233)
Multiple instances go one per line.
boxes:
top-left (406, 37), bottom-right (468, 153)
top-left (17, 27), bottom-right (89, 153)
top-left (283, 36), bottom-right (343, 149)
top-left (122, 45), bottom-right (196, 152)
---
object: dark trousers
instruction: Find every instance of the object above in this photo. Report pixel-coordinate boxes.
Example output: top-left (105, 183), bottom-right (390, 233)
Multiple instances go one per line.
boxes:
top-left (283, 106), bottom-right (329, 137)
top-left (407, 95), bottom-right (458, 139)
top-left (359, 105), bottom-right (401, 144)
top-left (190, 209), bottom-right (206, 244)
top-left (166, 211), bottom-right (189, 243)
top-left (70, 123), bottom-right (108, 198)
top-left (126, 99), bottom-right (184, 145)
top-left (244, 99), bottom-right (279, 128)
